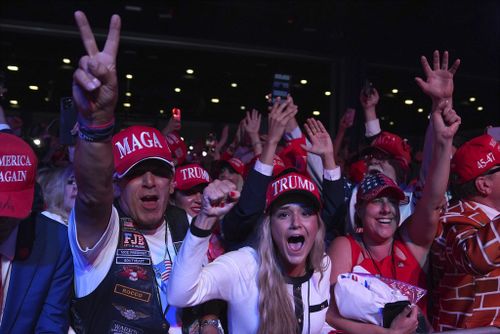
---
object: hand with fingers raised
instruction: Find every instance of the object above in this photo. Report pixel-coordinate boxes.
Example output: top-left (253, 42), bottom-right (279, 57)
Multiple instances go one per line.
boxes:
top-left (72, 11), bottom-right (121, 127)
top-left (302, 118), bottom-right (336, 170)
top-left (415, 50), bottom-right (460, 107)
top-left (267, 96), bottom-right (299, 146)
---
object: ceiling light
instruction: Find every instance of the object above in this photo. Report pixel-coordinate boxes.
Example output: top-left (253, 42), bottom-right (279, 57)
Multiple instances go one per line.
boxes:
top-left (300, 79), bottom-right (308, 85)
top-left (240, 106), bottom-right (246, 110)
top-left (404, 99), bottom-right (414, 105)
top-left (29, 85), bottom-right (39, 91)
top-left (181, 137), bottom-right (184, 141)
top-left (9, 100), bottom-right (18, 105)
top-left (202, 151), bottom-right (208, 157)
top-left (392, 89), bottom-right (399, 94)
top-left (230, 82), bottom-right (238, 88)
top-left (62, 58), bottom-right (71, 64)
top-left (174, 88), bottom-right (181, 93)
top-left (33, 138), bottom-right (41, 146)
top-left (324, 91), bottom-right (332, 96)
top-left (44, 97), bottom-right (50, 102)
top-left (186, 69), bottom-right (194, 74)
top-left (125, 92), bottom-right (132, 97)
top-left (469, 97), bottom-right (476, 102)
top-left (189, 145), bottom-right (194, 150)
top-left (7, 65), bottom-right (19, 71)
top-left (159, 109), bottom-right (164, 114)
top-left (417, 108), bottom-right (423, 113)
top-left (211, 98), bottom-right (220, 103)
top-left (123, 102), bottom-right (131, 108)
top-left (389, 121), bottom-right (395, 126)
top-left (477, 106), bottom-right (484, 111)
top-left (125, 5), bottom-right (142, 11)
top-left (125, 74), bottom-right (133, 79)
top-left (312, 111), bottom-right (320, 116)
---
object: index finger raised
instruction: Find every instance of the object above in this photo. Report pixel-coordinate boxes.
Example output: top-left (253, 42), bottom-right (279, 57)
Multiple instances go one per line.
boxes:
top-left (74, 11), bottom-right (99, 56)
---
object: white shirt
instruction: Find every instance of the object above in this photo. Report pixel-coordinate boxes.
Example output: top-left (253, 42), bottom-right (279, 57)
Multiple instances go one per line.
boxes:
top-left (167, 231), bottom-right (332, 334)
top-left (0, 225), bottom-right (17, 324)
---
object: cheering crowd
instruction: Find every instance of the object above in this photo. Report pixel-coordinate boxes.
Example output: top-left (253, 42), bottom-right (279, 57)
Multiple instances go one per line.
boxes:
top-left (0, 10), bottom-right (498, 334)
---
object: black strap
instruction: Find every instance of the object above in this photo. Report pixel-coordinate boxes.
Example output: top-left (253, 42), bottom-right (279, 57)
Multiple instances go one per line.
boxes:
top-left (309, 300), bottom-right (328, 313)
top-left (293, 283), bottom-right (304, 334)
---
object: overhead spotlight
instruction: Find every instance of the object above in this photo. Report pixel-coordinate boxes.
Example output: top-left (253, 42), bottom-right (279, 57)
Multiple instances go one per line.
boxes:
top-left (186, 69), bottom-right (194, 74)
top-left (469, 97), bottom-right (476, 102)
top-left (300, 79), bottom-right (308, 85)
top-left (417, 108), bottom-right (423, 113)
top-left (33, 138), bottom-right (41, 147)
top-left (389, 121), bottom-right (395, 126)
top-left (9, 100), bottom-right (18, 105)
top-left (29, 85), bottom-right (39, 91)
top-left (125, 74), bottom-right (133, 79)
top-left (44, 97), bottom-right (50, 102)
top-left (392, 89), bottom-right (399, 94)
top-left (477, 106), bottom-right (484, 111)
top-left (211, 98), bottom-right (220, 104)
top-left (125, 92), bottom-right (132, 97)
top-left (324, 91), bottom-right (332, 96)
top-left (62, 58), bottom-right (71, 64)
top-left (123, 102), bottom-right (131, 108)
top-left (427, 114), bottom-right (431, 119)
top-left (404, 99), bottom-right (414, 105)
top-left (189, 145), bottom-right (194, 150)
top-left (125, 5), bottom-right (142, 11)
top-left (202, 151), bottom-right (208, 157)
top-left (174, 88), bottom-right (181, 93)
top-left (159, 109), bottom-right (165, 114)
top-left (240, 106), bottom-right (246, 110)
top-left (230, 83), bottom-right (238, 88)
top-left (312, 111), bottom-right (320, 116)
top-left (181, 137), bottom-right (184, 141)
top-left (7, 65), bottom-right (19, 71)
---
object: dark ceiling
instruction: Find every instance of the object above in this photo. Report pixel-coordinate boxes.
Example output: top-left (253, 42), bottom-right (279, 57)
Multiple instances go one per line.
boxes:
top-left (1, 0), bottom-right (499, 144)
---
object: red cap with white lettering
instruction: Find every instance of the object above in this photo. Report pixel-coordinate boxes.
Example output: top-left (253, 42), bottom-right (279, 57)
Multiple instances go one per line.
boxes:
top-left (265, 170), bottom-right (321, 212)
top-left (165, 131), bottom-right (187, 166)
top-left (0, 133), bottom-right (38, 219)
top-left (221, 157), bottom-right (245, 176)
top-left (363, 131), bottom-right (411, 170)
top-left (112, 126), bottom-right (174, 178)
top-left (174, 164), bottom-right (210, 191)
top-left (451, 134), bottom-right (500, 184)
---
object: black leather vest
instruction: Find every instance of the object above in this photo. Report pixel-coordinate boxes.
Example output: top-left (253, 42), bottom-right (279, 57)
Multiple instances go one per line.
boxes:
top-left (71, 213), bottom-right (170, 334)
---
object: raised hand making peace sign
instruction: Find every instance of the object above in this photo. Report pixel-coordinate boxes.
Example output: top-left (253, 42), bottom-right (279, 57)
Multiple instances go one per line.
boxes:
top-left (72, 11), bottom-right (121, 125)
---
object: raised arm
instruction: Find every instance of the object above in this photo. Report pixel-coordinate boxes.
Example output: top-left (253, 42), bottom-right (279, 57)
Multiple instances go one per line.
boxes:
top-left (404, 100), bottom-right (460, 260)
top-left (72, 11), bottom-right (120, 249)
top-left (242, 109), bottom-right (263, 156)
top-left (360, 87), bottom-right (381, 138)
top-left (333, 108), bottom-right (355, 162)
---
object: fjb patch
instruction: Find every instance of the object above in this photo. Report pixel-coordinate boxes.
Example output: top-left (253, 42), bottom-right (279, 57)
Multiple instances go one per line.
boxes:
top-left (114, 284), bottom-right (151, 303)
top-left (110, 320), bottom-right (144, 334)
top-left (122, 232), bottom-right (146, 248)
top-left (153, 259), bottom-right (172, 282)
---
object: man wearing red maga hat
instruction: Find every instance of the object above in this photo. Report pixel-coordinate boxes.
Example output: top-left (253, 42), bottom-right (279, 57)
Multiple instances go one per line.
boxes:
top-left (432, 134), bottom-right (500, 331)
top-left (68, 12), bottom-right (188, 333)
top-left (0, 133), bottom-right (73, 333)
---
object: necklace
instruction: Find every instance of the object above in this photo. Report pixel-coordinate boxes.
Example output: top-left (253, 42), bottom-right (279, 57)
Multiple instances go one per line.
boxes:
top-left (360, 237), bottom-right (397, 280)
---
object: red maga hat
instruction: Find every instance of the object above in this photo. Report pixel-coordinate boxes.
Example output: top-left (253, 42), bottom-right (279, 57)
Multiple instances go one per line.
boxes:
top-left (0, 133), bottom-right (38, 219)
top-left (265, 170), bottom-right (321, 211)
top-left (112, 126), bottom-right (174, 178)
top-left (451, 134), bottom-right (500, 184)
top-left (363, 132), bottom-right (411, 170)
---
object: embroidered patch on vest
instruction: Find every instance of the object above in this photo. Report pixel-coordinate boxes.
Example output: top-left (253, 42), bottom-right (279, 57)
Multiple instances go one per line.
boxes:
top-left (122, 232), bottom-right (146, 248)
top-left (117, 265), bottom-right (149, 281)
top-left (109, 320), bottom-right (144, 334)
top-left (114, 284), bottom-right (151, 303)
top-left (116, 249), bottom-right (150, 257)
top-left (113, 303), bottom-right (150, 321)
top-left (116, 257), bottom-right (151, 265)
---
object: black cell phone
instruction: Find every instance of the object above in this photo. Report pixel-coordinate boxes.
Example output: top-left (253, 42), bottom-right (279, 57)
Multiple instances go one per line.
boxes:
top-left (271, 73), bottom-right (291, 104)
top-left (382, 300), bottom-right (410, 328)
top-left (362, 79), bottom-right (374, 97)
top-left (59, 97), bottom-right (78, 145)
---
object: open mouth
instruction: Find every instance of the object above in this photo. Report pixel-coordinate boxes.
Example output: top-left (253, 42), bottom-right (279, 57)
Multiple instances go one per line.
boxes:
top-left (141, 195), bottom-right (159, 208)
top-left (287, 235), bottom-right (305, 251)
top-left (191, 206), bottom-right (201, 214)
top-left (377, 218), bottom-right (393, 224)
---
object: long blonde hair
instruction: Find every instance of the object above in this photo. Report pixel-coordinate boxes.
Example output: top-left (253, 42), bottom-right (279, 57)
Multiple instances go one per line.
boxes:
top-left (256, 212), bottom-right (326, 334)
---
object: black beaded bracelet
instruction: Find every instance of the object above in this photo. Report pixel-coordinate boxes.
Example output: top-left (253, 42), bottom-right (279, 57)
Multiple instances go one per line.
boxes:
top-left (78, 122), bottom-right (115, 142)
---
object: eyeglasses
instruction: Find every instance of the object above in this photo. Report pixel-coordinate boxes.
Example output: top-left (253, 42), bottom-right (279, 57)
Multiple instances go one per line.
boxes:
top-left (67, 178), bottom-right (77, 186)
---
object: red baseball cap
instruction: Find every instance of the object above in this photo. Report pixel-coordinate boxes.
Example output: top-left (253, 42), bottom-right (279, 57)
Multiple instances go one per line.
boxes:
top-left (357, 172), bottom-right (405, 202)
top-left (174, 164), bottom-right (210, 191)
top-left (165, 131), bottom-right (187, 166)
top-left (451, 134), bottom-right (500, 184)
top-left (349, 159), bottom-right (367, 184)
top-left (363, 132), bottom-right (412, 170)
top-left (265, 171), bottom-right (321, 212)
top-left (245, 154), bottom-right (287, 177)
top-left (220, 157), bottom-right (245, 176)
top-left (0, 133), bottom-right (38, 219)
top-left (112, 126), bottom-right (174, 178)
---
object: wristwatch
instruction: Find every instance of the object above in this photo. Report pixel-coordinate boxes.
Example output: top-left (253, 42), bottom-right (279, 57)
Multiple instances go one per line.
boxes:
top-left (199, 319), bottom-right (224, 334)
